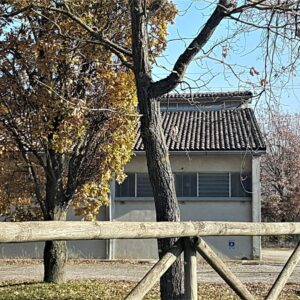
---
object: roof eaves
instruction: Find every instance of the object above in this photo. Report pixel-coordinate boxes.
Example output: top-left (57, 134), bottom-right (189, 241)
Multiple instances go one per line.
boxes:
top-left (134, 149), bottom-right (266, 156)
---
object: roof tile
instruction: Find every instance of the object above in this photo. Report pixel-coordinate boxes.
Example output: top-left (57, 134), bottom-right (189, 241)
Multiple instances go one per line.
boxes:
top-left (134, 108), bottom-right (266, 152)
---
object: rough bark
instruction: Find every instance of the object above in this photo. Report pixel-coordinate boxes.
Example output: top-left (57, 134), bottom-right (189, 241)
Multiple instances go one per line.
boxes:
top-left (130, 1), bottom-right (184, 298)
top-left (132, 28), bottom-right (184, 298)
top-left (43, 206), bottom-right (67, 283)
top-left (43, 240), bottom-right (67, 283)
top-left (43, 161), bottom-right (68, 284)
top-left (140, 98), bottom-right (184, 300)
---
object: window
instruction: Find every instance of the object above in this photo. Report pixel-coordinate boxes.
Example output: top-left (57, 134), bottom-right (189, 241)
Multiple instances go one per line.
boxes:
top-left (231, 173), bottom-right (252, 197)
top-left (115, 172), bottom-right (252, 199)
top-left (175, 173), bottom-right (197, 197)
top-left (115, 173), bottom-right (153, 197)
top-left (137, 173), bottom-right (153, 197)
top-left (198, 173), bottom-right (229, 197)
top-left (115, 173), bottom-right (135, 197)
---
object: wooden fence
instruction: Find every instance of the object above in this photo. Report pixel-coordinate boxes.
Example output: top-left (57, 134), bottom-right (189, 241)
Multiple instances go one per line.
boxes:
top-left (0, 221), bottom-right (300, 300)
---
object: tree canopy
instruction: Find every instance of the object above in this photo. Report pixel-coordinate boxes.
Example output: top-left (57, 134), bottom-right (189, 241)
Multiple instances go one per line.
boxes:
top-left (0, 3), bottom-right (138, 221)
top-left (260, 112), bottom-right (300, 223)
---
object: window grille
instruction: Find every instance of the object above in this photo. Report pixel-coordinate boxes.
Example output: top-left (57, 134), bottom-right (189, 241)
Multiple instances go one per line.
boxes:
top-left (231, 173), bottom-right (252, 197)
top-left (137, 173), bottom-right (153, 197)
top-left (175, 173), bottom-right (197, 197)
top-left (198, 173), bottom-right (230, 197)
top-left (115, 172), bottom-right (252, 198)
top-left (115, 173), bottom-right (135, 197)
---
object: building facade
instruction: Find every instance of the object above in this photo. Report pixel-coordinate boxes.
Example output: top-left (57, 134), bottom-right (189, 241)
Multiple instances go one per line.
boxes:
top-left (110, 91), bottom-right (266, 260)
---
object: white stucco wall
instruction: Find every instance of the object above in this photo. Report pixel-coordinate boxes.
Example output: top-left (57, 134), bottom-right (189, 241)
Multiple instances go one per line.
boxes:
top-left (112, 152), bottom-right (261, 260)
top-left (127, 153), bottom-right (252, 173)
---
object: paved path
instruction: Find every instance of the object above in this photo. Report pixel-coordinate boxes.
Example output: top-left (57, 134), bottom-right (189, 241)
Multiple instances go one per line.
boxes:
top-left (0, 261), bottom-right (299, 284)
top-left (0, 248), bottom-right (299, 284)
top-left (262, 248), bottom-right (294, 263)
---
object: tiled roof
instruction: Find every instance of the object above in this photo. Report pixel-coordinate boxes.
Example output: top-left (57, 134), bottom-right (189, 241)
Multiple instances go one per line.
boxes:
top-left (134, 108), bottom-right (266, 152)
top-left (160, 91), bottom-right (253, 101)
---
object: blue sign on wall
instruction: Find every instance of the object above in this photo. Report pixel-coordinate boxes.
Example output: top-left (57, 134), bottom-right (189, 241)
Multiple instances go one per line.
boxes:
top-left (228, 240), bottom-right (235, 249)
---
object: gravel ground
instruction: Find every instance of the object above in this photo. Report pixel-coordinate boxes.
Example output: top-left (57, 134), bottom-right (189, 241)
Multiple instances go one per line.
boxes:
top-left (4, 262), bottom-right (298, 284)
top-left (0, 252), bottom-right (299, 284)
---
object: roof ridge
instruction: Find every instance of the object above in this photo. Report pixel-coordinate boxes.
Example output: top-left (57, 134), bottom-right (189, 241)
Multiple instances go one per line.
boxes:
top-left (159, 91), bottom-right (252, 101)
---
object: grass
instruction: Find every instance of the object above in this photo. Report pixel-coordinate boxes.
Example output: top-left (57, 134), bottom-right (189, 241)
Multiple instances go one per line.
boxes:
top-left (0, 280), bottom-right (299, 300)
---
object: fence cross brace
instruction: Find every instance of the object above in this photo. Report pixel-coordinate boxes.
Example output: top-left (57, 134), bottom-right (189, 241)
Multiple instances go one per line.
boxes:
top-left (125, 238), bottom-right (300, 300)
top-left (125, 239), bottom-right (184, 300)
top-left (191, 237), bottom-right (300, 300)
top-left (265, 241), bottom-right (300, 300)
top-left (193, 236), bottom-right (255, 300)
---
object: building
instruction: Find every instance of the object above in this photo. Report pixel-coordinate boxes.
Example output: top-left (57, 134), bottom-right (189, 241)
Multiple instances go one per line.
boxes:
top-left (0, 91), bottom-right (266, 260)
top-left (110, 91), bottom-right (266, 260)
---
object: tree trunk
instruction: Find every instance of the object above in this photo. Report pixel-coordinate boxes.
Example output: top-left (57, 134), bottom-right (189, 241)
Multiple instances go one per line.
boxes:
top-left (130, 1), bottom-right (184, 298)
top-left (43, 206), bottom-right (67, 283)
top-left (139, 97), bottom-right (184, 300)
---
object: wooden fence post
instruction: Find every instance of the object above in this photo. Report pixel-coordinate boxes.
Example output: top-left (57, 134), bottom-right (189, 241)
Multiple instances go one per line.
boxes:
top-left (125, 239), bottom-right (184, 300)
top-left (184, 237), bottom-right (198, 300)
top-left (195, 237), bottom-right (255, 300)
top-left (266, 241), bottom-right (300, 300)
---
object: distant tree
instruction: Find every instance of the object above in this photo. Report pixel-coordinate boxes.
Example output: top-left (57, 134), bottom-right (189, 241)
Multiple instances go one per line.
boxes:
top-left (260, 112), bottom-right (300, 223)
top-left (0, 10), bottom-right (137, 283)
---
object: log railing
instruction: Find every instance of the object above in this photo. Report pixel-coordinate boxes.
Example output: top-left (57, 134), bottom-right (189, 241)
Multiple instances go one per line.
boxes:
top-left (0, 221), bottom-right (299, 300)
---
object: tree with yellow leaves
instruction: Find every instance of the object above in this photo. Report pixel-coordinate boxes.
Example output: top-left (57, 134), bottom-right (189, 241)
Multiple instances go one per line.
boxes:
top-left (0, 6), bottom-right (137, 283)
top-left (0, 0), bottom-right (178, 293)
top-left (0, 0), bottom-right (179, 295)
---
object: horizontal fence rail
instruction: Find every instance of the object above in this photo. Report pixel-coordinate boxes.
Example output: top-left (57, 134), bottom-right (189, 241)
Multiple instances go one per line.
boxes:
top-left (0, 221), bottom-right (299, 243)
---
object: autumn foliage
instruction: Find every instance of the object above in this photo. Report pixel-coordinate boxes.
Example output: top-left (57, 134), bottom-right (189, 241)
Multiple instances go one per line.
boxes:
top-left (0, 3), bottom-right (138, 221)
top-left (0, 0), bottom-right (178, 221)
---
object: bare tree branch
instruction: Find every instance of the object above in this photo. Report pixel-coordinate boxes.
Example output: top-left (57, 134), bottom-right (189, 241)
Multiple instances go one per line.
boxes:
top-left (149, 0), bottom-right (233, 97)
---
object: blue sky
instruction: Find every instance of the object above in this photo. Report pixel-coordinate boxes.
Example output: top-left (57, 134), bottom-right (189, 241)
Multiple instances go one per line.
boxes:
top-left (152, 1), bottom-right (300, 113)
